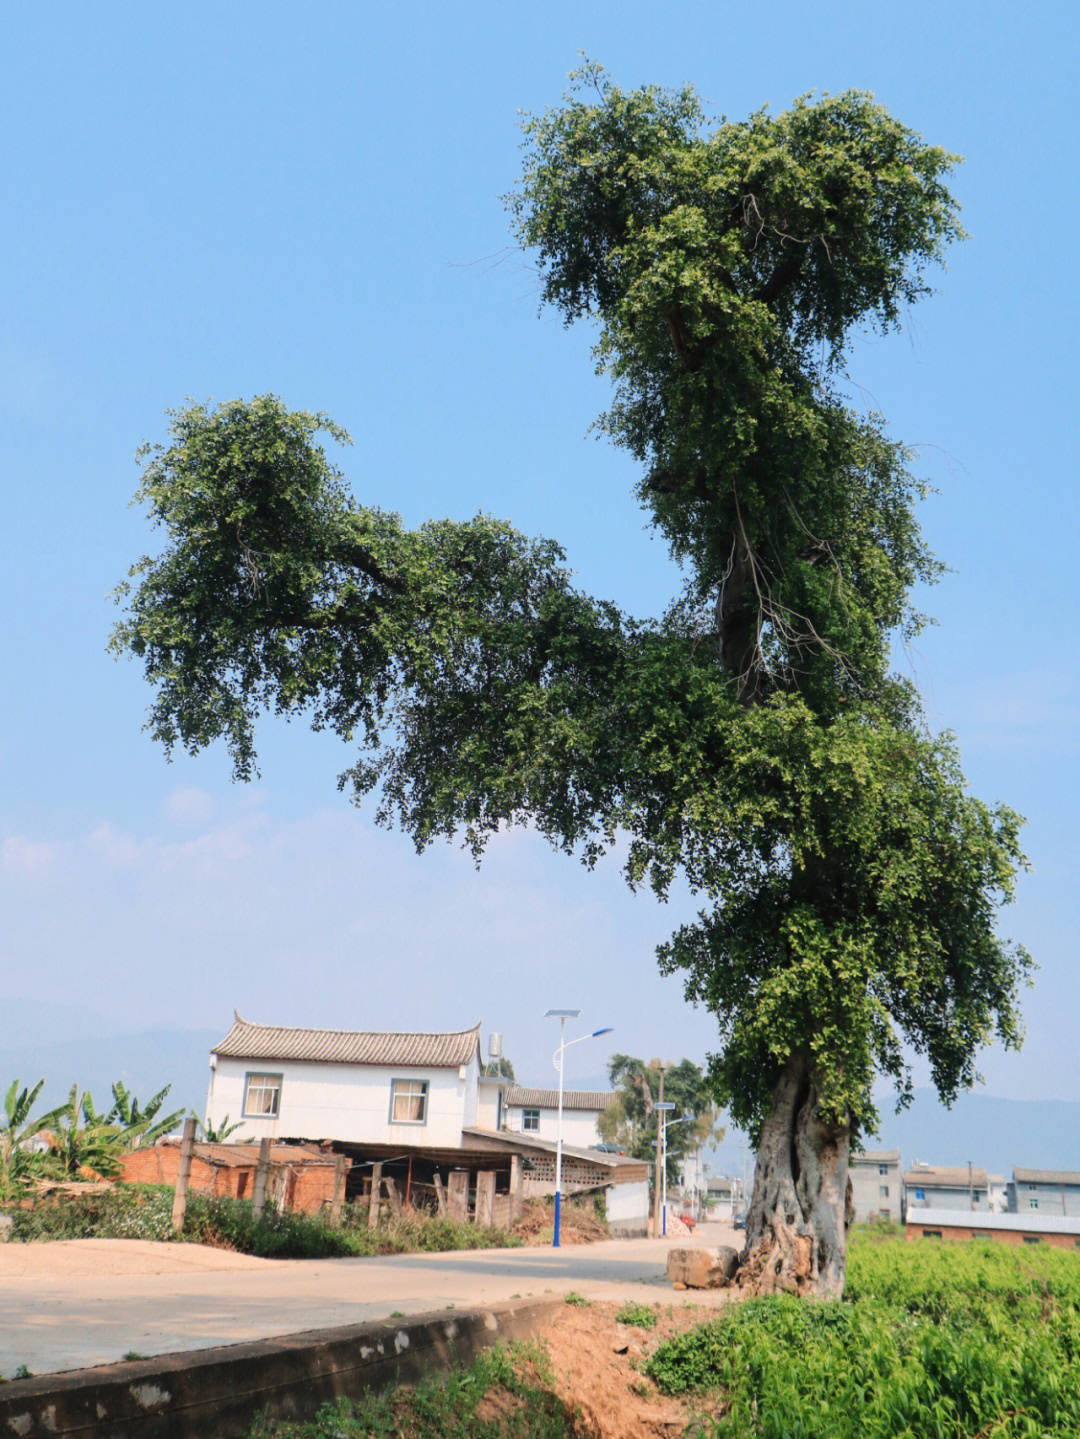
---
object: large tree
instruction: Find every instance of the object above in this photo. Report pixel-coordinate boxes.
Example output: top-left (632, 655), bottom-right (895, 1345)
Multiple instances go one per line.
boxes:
top-left (112, 68), bottom-right (1029, 1296)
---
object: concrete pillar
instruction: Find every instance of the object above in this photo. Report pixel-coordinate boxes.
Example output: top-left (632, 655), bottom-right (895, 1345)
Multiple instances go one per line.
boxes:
top-left (368, 1162), bottom-right (383, 1230)
top-left (328, 1155), bottom-right (348, 1227)
top-left (252, 1138), bottom-right (272, 1219)
top-left (170, 1117), bottom-right (197, 1232)
top-left (476, 1170), bottom-right (496, 1228)
top-left (447, 1169), bottom-right (468, 1223)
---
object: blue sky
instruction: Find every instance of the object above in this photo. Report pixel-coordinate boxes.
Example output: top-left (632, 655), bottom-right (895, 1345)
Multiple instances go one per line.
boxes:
top-left (2, 1), bottom-right (1077, 1109)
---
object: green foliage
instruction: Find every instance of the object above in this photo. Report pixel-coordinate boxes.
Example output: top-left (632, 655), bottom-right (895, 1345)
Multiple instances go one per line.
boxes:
top-left (599, 1055), bottom-right (721, 1179)
top-left (0, 1079), bottom-right (60, 1200)
top-left (7, 1185), bottom-right (176, 1242)
top-left (200, 1112), bottom-right (243, 1142)
top-left (615, 1302), bottom-right (657, 1329)
top-left (112, 72), bottom-right (1029, 1153)
top-left (245, 1341), bottom-right (569, 1439)
top-left (645, 1238), bottom-right (1080, 1436)
top-left (563, 1291), bottom-right (592, 1306)
top-left (105, 1082), bottom-right (185, 1147)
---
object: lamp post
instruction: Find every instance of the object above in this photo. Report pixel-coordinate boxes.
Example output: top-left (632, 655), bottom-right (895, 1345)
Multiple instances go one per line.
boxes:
top-left (546, 1010), bottom-right (613, 1247)
top-left (656, 1110), bottom-right (697, 1236)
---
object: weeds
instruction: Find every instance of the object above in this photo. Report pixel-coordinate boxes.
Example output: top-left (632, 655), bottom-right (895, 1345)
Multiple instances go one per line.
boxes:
top-left (615, 1302), bottom-right (657, 1329)
top-left (563, 1291), bottom-right (592, 1307)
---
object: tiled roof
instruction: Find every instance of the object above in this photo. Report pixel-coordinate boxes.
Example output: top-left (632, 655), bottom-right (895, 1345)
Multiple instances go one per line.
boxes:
top-left (851, 1148), bottom-right (900, 1164)
top-left (503, 1086), bottom-right (617, 1112)
top-left (1014, 1168), bottom-right (1080, 1186)
top-left (904, 1166), bottom-right (989, 1189)
top-left (213, 1013), bottom-right (482, 1068)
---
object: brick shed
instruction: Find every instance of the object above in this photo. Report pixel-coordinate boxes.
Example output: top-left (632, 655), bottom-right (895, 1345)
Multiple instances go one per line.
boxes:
top-left (122, 1140), bottom-right (339, 1215)
top-left (906, 1206), bottom-right (1080, 1251)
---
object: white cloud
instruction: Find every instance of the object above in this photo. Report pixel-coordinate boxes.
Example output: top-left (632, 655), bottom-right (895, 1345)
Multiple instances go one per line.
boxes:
top-left (163, 787), bottom-right (216, 827)
top-left (0, 834), bottom-right (56, 875)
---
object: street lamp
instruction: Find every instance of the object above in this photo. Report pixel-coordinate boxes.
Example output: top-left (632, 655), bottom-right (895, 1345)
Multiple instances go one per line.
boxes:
top-left (546, 1010), bottom-right (613, 1247)
top-left (655, 1109), bottom-right (696, 1237)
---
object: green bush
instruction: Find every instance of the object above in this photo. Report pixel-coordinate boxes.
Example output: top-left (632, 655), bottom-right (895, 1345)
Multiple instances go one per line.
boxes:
top-left (6, 1185), bottom-right (176, 1242)
top-left (645, 1239), bottom-right (1080, 1438)
top-left (615, 1302), bottom-right (657, 1329)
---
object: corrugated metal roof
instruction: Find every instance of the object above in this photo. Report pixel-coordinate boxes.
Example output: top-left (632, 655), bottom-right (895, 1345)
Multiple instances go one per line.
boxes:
top-left (461, 1127), bottom-right (649, 1177)
top-left (503, 1086), bottom-right (616, 1112)
top-left (1014, 1168), bottom-right (1080, 1186)
top-left (851, 1148), bottom-right (900, 1164)
top-left (904, 1166), bottom-right (989, 1189)
top-left (213, 1013), bottom-right (482, 1068)
top-left (907, 1208), bottom-right (1080, 1237)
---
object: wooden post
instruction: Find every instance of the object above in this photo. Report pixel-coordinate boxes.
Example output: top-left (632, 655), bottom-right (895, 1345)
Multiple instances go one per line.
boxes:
top-left (447, 1169), bottom-right (468, 1223)
top-left (476, 1170), bottom-right (496, 1228)
top-left (368, 1162), bottom-right (383, 1230)
top-left (328, 1155), bottom-right (348, 1227)
top-left (252, 1138), bottom-right (272, 1219)
top-left (405, 1154), bottom-right (413, 1210)
top-left (433, 1170), bottom-right (447, 1215)
top-left (384, 1177), bottom-right (403, 1216)
top-left (170, 1117), bottom-right (197, 1232)
top-left (510, 1154), bottom-right (523, 1224)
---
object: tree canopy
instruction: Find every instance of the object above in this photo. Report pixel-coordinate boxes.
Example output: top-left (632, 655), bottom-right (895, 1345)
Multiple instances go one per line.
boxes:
top-left (112, 70), bottom-right (1029, 1269)
top-left (599, 1054), bottom-right (722, 1180)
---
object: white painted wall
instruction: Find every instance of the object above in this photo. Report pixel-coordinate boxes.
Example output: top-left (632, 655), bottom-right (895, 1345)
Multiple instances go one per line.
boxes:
top-left (503, 1105), bottom-right (603, 1148)
top-left (207, 1055), bottom-right (478, 1146)
top-left (475, 1079), bottom-right (503, 1130)
top-left (607, 1180), bottom-right (649, 1235)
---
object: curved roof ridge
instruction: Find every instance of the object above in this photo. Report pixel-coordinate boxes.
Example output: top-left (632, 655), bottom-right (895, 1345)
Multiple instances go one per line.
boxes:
top-left (212, 1016), bottom-right (482, 1068)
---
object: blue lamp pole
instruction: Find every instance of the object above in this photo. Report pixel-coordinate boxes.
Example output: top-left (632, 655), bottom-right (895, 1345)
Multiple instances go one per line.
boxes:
top-left (546, 1010), bottom-right (613, 1247)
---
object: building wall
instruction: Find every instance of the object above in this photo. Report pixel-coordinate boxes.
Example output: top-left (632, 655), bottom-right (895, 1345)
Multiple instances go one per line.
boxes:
top-left (905, 1184), bottom-right (990, 1213)
top-left (207, 1056), bottom-right (476, 1148)
top-left (121, 1144), bottom-right (338, 1214)
top-left (1012, 1180), bottom-right (1080, 1217)
top-left (907, 1220), bottom-right (1080, 1251)
top-left (607, 1179), bottom-right (649, 1237)
top-left (502, 1105), bottom-right (602, 1148)
top-left (850, 1158), bottom-right (902, 1223)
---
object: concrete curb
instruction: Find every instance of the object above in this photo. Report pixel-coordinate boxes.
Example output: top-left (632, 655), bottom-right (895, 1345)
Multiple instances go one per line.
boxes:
top-left (0, 1296), bottom-right (562, 1438)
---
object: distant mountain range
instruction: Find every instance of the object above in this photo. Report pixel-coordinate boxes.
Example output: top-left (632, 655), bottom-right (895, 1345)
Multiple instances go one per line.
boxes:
top-left (0, 1024), bottom-right (220, 1121)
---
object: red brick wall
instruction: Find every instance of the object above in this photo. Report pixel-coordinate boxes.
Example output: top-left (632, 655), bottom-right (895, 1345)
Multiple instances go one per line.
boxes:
top-left (121, 1145), bottom-right (337, 1214)
top-left (907, 1221), bottom-right (1080, 1250)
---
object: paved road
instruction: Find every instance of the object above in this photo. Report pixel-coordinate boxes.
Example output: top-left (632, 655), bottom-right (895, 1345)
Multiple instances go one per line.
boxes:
top-left (0, 1223), bottom-right (740, 1376)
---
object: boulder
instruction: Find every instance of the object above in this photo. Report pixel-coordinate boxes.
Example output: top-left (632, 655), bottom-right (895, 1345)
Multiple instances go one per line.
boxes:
top-left (666, 1244), bottom-right (741, 1289)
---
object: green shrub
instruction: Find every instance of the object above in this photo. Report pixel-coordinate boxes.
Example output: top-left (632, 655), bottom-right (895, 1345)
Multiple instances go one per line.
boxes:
top-left (7, 1185), bottom-right (176, 1242)
top-left (645, 1240), bottom-right (1080, 1438)
top-left (615, 1302), bottom-right (657, 1329)
top-left (181, 1194), bottom-right (359, 1259)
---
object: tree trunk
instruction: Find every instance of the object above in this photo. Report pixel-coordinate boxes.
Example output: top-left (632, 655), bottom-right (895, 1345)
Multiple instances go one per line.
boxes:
top-left (737, 1051), bottom-right (852, 1298)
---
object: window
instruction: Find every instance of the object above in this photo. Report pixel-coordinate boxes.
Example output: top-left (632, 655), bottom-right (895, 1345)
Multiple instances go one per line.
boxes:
top-left (243, 1072), bottom-right (282, 1117)
top-left (921, 1230), bottom-right (942, 1239)
top-left (973, 1191), bottom-right (982, 1202)
top-left (879, 1185), bottom-right (890, 1198)
top-left (1029, 1199), bottom-right (1039, 1210)
top-left (879, 1209), bottom-right (890, 1221)
top-left (915, 1188), bottom-right (925, 1201)
top-left (522, 1108), bottom-right (540, 1132)
top-left (1022, 1235), bottom-right (1042, 1245)
top-left (390, 1078), bottom-right (428, 1124)
top-left (878, 1164), bottom-right (889, 1176)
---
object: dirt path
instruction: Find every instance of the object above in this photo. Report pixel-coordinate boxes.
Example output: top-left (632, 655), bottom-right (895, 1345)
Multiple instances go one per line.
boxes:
top-left (0, 1237), bottom-right (275, 1278)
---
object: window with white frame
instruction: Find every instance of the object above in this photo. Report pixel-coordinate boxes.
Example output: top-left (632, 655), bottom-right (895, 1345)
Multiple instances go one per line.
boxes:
top-left (390, 1078), bottom-right (428, 1124)
top-left (878, 1164), bottom-right (888, 1176)
top-left (879, 1185), bottom-right (889, 1198)
top-left (522, 1108), bottom-right (540, 1132)
top-left (243, 1072), bottom-right (282, 1117)
top-left (1029, 1198), bottom-right (1039, 1209)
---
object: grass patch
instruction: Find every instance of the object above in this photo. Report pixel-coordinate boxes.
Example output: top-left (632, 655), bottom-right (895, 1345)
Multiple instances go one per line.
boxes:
top-left (645, 1238), bottom-right (1080, 1437)
top-left (614, 1302), bottom-right (657, 1329)
top-left (563, 1291), bottom-right (591, 1307)
top-left (245, 1340), bottom-right (570, 1438)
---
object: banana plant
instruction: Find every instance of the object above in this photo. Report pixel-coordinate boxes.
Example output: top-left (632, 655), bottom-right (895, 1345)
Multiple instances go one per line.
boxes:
top-left (45, 1086), bottom-right (126, 1180)
top-left (107, 1081), bottom-right (185, 1148)
top-left (1, 1079), bottom-right (61, 1200)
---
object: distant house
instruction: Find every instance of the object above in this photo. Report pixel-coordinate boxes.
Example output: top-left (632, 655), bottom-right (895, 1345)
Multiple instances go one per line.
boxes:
top-left (903, 1164), bottom-right (990, 1215)
top-left (499, 1085), bottom-right (616, 1149)
top-left (850, 1148), bottom-right (901, 1223)
top-left (206, 1013), bottom-right (486, 1148)
top-left (1009, 1168), bottom-right (1080, 1218)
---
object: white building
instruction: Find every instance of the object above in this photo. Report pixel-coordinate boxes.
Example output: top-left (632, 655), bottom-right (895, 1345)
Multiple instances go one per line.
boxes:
top-left (849, 1148), bottom-right (902, 1223)
top-left (499, 1084), bottom-right (616, 1148)
top-left (206, 1013), bottom-right (485, 1147)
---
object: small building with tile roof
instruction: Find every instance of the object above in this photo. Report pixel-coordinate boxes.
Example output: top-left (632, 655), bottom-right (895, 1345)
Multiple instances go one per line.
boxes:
top-left (498, 1084), bottom-right (618, 1150)
top-left (206, 1012), bottom-right (485, 1150)
top-left (903, 1163), bottom-right (991, 1215)
top-left (1010, 1168), bottom-right (1080, 1218)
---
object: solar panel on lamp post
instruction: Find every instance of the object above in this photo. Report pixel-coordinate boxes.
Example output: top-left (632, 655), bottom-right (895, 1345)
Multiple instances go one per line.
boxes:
top-left (545, 1010), bottom-right (614, 1247)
